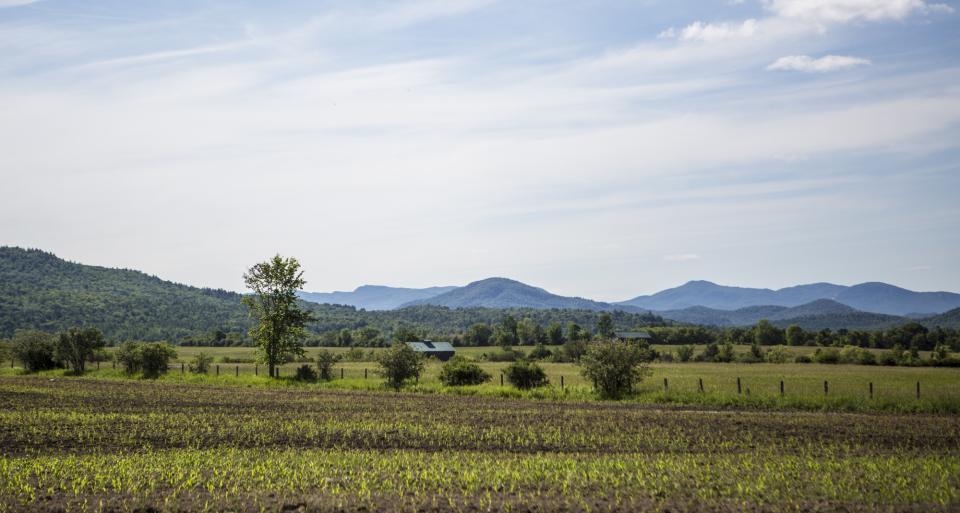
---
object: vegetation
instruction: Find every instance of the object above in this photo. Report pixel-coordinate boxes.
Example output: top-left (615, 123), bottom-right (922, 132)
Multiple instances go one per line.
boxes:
top-left (9, 330), bottom-right (57, 372)
top-left (315, 349), bottom-right (340, 381)
top-left (0, 377), bottom-right (957, 512)
top-left (438, 356), bottom-right (491, 386)
top-left (54, 327), bottom-right (104, 374)
top-left (189, 352), bottom-right (213, 374)
top-left (376, 343), bottom-right (425, 390)
top-left (242, 255), bottom-right (313, 377)
top-left (114, 342), bottom-right (177, 378)
top-left (578, 340), bottom-right (652, 399)
top-left (503, 360), bottom-right (549, 389)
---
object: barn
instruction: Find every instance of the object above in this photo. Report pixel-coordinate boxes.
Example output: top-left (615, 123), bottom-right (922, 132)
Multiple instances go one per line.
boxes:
top-left (405, 341), bottom-right (456, 361)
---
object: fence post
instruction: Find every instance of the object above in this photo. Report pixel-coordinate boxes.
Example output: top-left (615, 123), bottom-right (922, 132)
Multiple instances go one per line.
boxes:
top-left (916, 381), bottom-right (920, 400)
top-left (698, 378), bottom-right (704, 393)
top-left (824, 380), bottom-right (828, 396)
top-left (255, 365), bottom-right (258, 376)
top-left (216, 365), bottom-right (219, 376)
top-left (663, 378), bottom-right (668, 392)
top-left (500, 373), bottom-right (504, 386)
top-left (236, 365), bottom-right (239, 377)
top-left (869, 382), bottom-right (873, 399)
top-left (97, 361), bottom-right (100, 370)
top-left (181, 363), bottom-right (184, 374)
top-left (780, 380), bottom-right (784, 396)
top-left (737, 377), bottom-right (742, 395)
top-left (364, 368), bottom-right (368, 379)
top-left (341, 368), bottom-right (344, 380)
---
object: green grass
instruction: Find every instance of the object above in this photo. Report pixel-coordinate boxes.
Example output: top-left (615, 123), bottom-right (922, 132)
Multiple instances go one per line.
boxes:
top-left (5, 358), bottom-right (959, 413)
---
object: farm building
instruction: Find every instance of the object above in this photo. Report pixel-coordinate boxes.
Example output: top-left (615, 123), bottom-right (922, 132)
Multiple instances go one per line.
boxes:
top-left (615, 331), bottom-right (652, 342)
top-left (405, 341), bottom-right (456, 361)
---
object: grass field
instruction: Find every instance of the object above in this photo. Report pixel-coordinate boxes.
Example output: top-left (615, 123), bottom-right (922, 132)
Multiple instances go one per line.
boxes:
top-left (0, 376), bottom-right (957, 512)
top-left (9, 345), bottom-right (956, 413)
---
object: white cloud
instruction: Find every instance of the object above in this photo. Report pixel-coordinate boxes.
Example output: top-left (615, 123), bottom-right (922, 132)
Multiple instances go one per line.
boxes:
top-left (0, 0), bottom-right (39, 6)
top-left (660, 19), bottom-right (760, 42)
top-left (664, 254), bottom-right (702, 262)
top-left (763, 0), bottom-right (949, 23)
top-left (767, 54), bottom-right (871, 72)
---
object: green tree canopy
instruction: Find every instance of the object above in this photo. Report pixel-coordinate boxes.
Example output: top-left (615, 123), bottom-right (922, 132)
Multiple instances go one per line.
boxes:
top-left (242, 255), bottom-right (313, 377)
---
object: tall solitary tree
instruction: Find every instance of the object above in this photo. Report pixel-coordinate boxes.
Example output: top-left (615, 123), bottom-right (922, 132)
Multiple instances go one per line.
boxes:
top-left (55, 327), bottom-right (105, 374)
top-left (242, 255), bottom-right (313, 377)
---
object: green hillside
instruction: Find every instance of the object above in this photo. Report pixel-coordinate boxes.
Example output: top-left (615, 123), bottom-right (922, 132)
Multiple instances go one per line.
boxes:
top-left (0, 247), bottom-right (251, 340)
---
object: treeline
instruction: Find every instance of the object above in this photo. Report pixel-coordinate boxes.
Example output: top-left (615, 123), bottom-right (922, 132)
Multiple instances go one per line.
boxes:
top-left (643, 320), bottom-right (960, 351)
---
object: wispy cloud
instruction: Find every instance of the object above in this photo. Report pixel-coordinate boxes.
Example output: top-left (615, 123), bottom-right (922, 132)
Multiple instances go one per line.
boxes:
top-left (0, 0), bottom-right (40, 7)
top-left (659, 19), bottom-right (759, 42)
top-left (767, 54), bottom-right (871, 72)
top-left (764, 0), bottom-right (953, 23)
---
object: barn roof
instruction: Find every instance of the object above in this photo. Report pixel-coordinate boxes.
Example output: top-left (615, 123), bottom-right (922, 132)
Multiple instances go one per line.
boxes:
top-left (405, 341), bottom-right (455, 352)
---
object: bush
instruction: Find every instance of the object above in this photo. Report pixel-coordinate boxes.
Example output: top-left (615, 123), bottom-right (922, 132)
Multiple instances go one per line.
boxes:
top-left (814, 348), bottom-right (840, 364)
top-left (715, 342), bottom-right (736, 363)
top-left (794, 354), bottom-right (812, 364)
top-left (139, 343), bottom-right (177, 379)
top-left (377, 343), bottom-right (425, 390)
top-left (11, 330), bottom-right (58, 372)
top-left (189, 352), bottom-right (213, 374)
top-left (579, 341), bottom-right (652, 399)
top-left (764, 346), bottom-right (790, 364)
top-left (439, 356), bottom-right (491, 386)
top-left (55, 327), bottom-right (105, 374)
top-left (315, 349), bottom-right (341, 381)
top-left (504, 360), bottom-right (549, 390)
top-left (676, 345), bottom-right (695, 362)
top-left (484, 349), bottom-right (520, 362)
top-left (116, 342), bottom-right (177, 378)
top-left (295, 364), bottom-right (317, 381)
top-left (341, 347), bottom-right (366, 362)
top-left (528, 343), bottom-right (553, 360)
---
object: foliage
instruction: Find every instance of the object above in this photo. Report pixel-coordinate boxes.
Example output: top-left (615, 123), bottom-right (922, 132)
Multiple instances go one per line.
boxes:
top-left (189, 352), bottom-right (213, 374)
top-left (315, 349), bottom-right (341, 381)
top-left (503, 360), bottom-right (549, 390)
top-left (55, 327), bottom-right (105, 374)
top-left (438, 356), bottom-right (491, 386)
top-left (9, 330), bottom-right (58, 372)
top-left (675, 344), bottom-right (695, 362)
top-left (376, 343), bottom-right (425, 390)
top-left (579, 341), bottom-right (652, 399)
top-left (242, 255), bottom-right (313, 377)
top-left (115, 342), bottom-right (177, 378)
top-left (528, 343), bottom-right (553, 360)
top-left (294, 364), bottom-right (317, 381)
top-left (596, 313), bottom-right (615, 339)
top-left (764, 345), bottom-right (790, 364)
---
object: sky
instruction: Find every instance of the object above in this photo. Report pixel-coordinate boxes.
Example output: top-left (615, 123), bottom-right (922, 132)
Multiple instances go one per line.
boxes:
top-left (1, 0), bottom-right (959, 301)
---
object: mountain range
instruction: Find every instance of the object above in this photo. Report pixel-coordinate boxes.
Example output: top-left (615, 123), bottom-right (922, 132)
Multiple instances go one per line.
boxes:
top-left (297, 285), bottom-right (457, 311)
top-left (3, 246), bottom-right (960, 339)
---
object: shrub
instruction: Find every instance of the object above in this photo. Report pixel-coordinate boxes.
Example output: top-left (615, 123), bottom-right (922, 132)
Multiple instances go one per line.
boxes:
top-left (484, 349), bottom-right (520, 362)
top-left (377, 343), bottom-right (425, 390)
top-left (116, 342), bottom-right (143, 374)
top-left (117, 342), bottom-right (177, 378)
top-left (814, 347), bottom-right (840, 364)
top-left (139, 343), bottom-right (177, 379)
top-left (676, 345), bottom-right (695, 362)
top-left (764, 345), bottom-right (790, 364)
top-left (315, 349), bottom-right (341, 381)
top-left (504, 360), bottom-right (549, 390)
top-left (528, 343), bottom-right (552, 361)
top-left (11, 330), bottom-right (58, 372)
top-left (189, 352), bottom-right (213, 374)
top-left (55, 327), bottom-right (105, 374)
top-left (878, 351), bottom-right (899, 366)
top-left (715, 342), bottom-right (736, 363)
top-left (439, 356), bottom-right (492, 386)
top-left (295, 364), bottom-right (317, 381)
top-left (341, 347), bottom-right (366, 362)
top-left (578, 341), bottom-right (651, 399)
top-left (794, 354), bottom-right (812, 364)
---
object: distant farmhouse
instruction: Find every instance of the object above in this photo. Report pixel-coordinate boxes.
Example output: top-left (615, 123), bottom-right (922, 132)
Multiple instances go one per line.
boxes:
top-left (405, 341), bottom-right (456, 361)
top-left (615, 331), bottom-right (652, 343)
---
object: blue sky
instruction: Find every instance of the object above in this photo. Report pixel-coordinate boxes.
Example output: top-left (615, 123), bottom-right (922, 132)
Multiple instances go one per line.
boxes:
top-left (1, 0), bottom-right (958, 300)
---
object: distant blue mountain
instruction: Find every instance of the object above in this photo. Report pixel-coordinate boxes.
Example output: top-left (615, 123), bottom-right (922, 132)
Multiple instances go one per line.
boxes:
top-left (657, 299), bottom-right (907, 330)
top-left (400, 277), bottom-right (618, 311)
top-left (618, 280), bottom-right (960, 316)
top-left (297, 285), bottom-right (456, 311)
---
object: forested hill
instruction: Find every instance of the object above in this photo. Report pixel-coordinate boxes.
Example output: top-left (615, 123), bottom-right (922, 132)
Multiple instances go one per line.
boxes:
top-left (0, 247), bottom-right (666, 342)
top-left (0, 247), bottom-right (251, 340)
